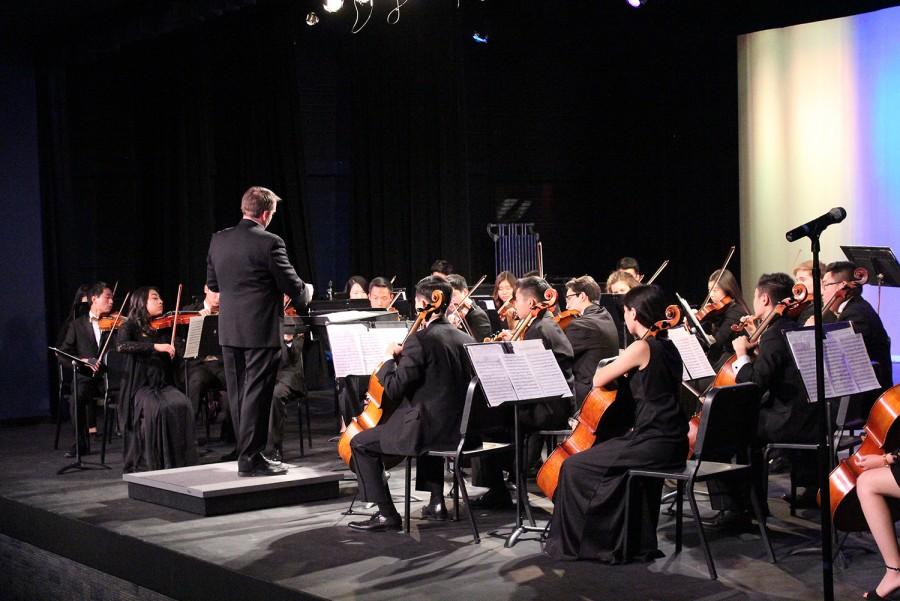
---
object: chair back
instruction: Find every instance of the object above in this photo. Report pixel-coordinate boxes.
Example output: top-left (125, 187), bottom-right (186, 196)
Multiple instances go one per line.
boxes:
top-left (452, 376), bottom-right (481, 455)
top-left (694, 383), bottom-right (761, 463)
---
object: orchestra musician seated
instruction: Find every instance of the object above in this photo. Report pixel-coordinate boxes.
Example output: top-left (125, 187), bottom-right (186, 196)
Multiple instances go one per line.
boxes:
top-left (616, 256), bottom-right (643, 282)
top-left (702, 268), bottom-right (752, 367)
top-left (491, 270), bottom-right (517, 330)
top-left (606, 270), bottom-right (641, 295)
top-left (346, 276), bottom-right (474, 532)
top-left (562, 275), bottom-right (619, 404)
top-left (854, 447), bottom-right (900, 600)
top-left (447, 274), bottom-right (492, 341)
top-left (367, 276), bottom-right (393, 309)
top-left (544, 285), bottom-right (686, 562)
top-left (58, 281), bottom-right (115, 458)
top-left (265, 327), bottom-right (306, 464)
top-left (344, 275), bottom-right (369, 300)
top-left (469, 275), bottom-right (575, 509)
top-left (792, 259), bottom-right (825, 324)
top-left (430, 259), bottom-right (454, 281)
top-left (116, 287), bottom-right (198, 472)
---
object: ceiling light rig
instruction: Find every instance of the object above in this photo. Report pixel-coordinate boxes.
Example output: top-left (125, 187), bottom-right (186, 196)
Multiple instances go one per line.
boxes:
top-left (627, 0), bottom-right (648, 7)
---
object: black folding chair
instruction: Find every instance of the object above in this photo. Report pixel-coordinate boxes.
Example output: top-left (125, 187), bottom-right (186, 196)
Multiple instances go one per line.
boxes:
top-left (403, 376), bottom-right (512, 543)
top-left (624, 382), bottom-right (776, 580)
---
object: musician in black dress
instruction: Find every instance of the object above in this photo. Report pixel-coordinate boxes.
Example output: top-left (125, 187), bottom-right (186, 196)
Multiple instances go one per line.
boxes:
top-left (447, 274), bottom-right (492, 341)
top-left (58, 281), bottom-right (114, 457)
top-left (116, 287), bottom-right (198, 472)
top-left (206, 186), bottom-right (310, 477)
top-left (562, 275), bottom-right (619, 404)
top-left (545, 285), bottom-right (687, 562)
top-left (702, 268), bottom-right (751, 366)
top-left (854, 448), bottom-right (900, 600)
top-left (347, 277), bottom-right (474, 532)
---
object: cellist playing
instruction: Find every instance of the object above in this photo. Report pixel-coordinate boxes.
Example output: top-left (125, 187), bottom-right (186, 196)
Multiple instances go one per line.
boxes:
top-left (347, 276), bottom-right (474, 532)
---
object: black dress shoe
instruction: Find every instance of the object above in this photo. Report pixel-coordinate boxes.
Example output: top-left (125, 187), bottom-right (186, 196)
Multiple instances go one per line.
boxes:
top-left (263, 449), bottom-right (283, 464)
top-left (470, 488), bottom-right (514, 510)
top-left (348, 512), bottom-right (402, 532)
top-left (238, 462), bottom-right (288, 477)
top-left (420, 503), bottom-right (449, 521)
top-left (220, 450), bottom-right (238, 462)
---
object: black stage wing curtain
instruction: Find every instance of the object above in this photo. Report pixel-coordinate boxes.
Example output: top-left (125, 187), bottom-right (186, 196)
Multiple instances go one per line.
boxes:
top-left (37, 5), bottom-right (315, 342)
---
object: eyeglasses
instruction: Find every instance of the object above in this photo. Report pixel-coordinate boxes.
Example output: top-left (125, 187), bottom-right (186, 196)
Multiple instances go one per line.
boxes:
top-left (565, 293), bottom-right (578, 299)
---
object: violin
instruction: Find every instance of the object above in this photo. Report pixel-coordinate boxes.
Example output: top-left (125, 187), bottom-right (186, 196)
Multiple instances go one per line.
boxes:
top-left (537, 305), bottom-right (682, 499)
top-left (149, 311), bottom-right (202, 330)
top-left (337, 289), bottom-right (445, 467)
top-left (496, 297), bottom-right (517, 330)
top-left (695, 296), bottom-right (733, 322)
top-left (829, 385), bottom-right (900, 531)
top-left (99, 312), bottom-right (128, 331)
top-left (686, 283), bottom-right (808, 457)
top-left (554, 309), bottom-right (580, 332)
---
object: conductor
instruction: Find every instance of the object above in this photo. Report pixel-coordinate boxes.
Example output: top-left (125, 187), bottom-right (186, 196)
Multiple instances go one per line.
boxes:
top-left (207, 186), bottom-right (310, 476)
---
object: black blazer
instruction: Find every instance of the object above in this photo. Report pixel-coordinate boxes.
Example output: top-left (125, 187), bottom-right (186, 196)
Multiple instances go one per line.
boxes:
top-left (564, 303), bottom-right (619, 403)
top-left (735, 315), bottom-right (820, 443)
top-left (524, 312), bottom-right (575, 414)
top-left (206, 219), bottom-right (309, 348)
top-left (463, 303), bottom-right (493, 342)
top-left (704, 302), bottom-right (747, 366)
top-left (375, 318), bottom-right (474, 456)
top-left (826, 295), bottom-right (893, 390)
top-left (59, 314), bottom-right (109, 364)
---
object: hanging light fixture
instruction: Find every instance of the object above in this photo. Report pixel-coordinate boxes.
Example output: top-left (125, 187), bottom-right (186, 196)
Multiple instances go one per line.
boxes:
top-left (323, 0), bottom-right (344, 13)
top-left (306, 11), bottom-right (320, 25)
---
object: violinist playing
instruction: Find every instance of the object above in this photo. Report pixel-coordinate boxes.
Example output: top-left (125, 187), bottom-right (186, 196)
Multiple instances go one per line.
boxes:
top-left (469, 276), bottom-right (574, 509)
top-left (58, 281), bottom-right (115, 458)
top-left (447, 274), bottom-right (492, 341)
top-left (347, 276), bottom-right (474, 532)
top-left (562, 275), bottom-right (619, 404)
top-left (116, 287), bottom-right (198, 473)
top-left (544, 285), bottom-right (686, 562)
top-left (700, 268), bottom-right (751, 366)
top-left (491, 270), bottom-right (517, 331)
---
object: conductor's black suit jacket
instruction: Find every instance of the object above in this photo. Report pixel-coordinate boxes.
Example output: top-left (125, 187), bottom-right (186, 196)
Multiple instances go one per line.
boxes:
top-left (206, 218), bottom-right (308, 349)
top-left (375, 318), bottom-right (474, 456)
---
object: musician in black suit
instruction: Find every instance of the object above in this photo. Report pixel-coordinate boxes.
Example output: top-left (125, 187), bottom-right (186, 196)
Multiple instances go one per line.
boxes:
top-left (562, 275), bottom-right (619, 404)
top-left (58, 281), bottom-right (114, 457)
top-left (348, 277), bottom-right (474, 532)
top-left (266, 326), bottom-right (306, 463)
top-left (206, 186), bottom-right (310, 477)
top-left (821, 261), bottom-right (893, 416)
top-left (447, 274), bottom-right (492, 341)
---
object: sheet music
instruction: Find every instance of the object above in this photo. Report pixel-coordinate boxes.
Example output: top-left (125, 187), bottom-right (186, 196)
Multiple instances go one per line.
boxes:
top-left (784, 330), bottom-right (831, 402)
top-left (322, 310), bottom-right (388, 324)
top-left (511, 339), bottom-right (546, 354)
top-left (326, 324), bottom-right (368, 377)
top-left (184, 315), bottom-right (206, 359)
top-left (503, 354), bottom-right (545, 399)
top-left (836, 333), bottom-right (881, 392)
top-left (466, 344), bottom-right (517, 406)
top-left (524, 349), bottom-right (574, 398)
top-left (823, 339), bottom-right (858, 397)
top-left (668, 327), bottom-right (716, 381)
top-left (362, 328), bottom-right (408, 373)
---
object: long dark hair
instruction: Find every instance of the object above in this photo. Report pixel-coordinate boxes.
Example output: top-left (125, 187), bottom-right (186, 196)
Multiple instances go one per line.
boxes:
top-left (492, 271), bottom-right (517, 306)
top-left (708, 269), bottom-right (750, 314)
top-left (344, 275), bottom-right (368, 295)
top-left (126, 286), bottom-right (159, 334)
top-left (623, 284), bottom-right (666, 332)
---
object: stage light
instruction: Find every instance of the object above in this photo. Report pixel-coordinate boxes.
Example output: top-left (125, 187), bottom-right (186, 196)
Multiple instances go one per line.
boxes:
top-left (306, 11), bottom-right (320, 25)
top-left (627, 0), bottom-right (647, 7)
top-left (472, 32), bottom-right (489, 44)
top-left (323, 0), bottom-right (343, 13)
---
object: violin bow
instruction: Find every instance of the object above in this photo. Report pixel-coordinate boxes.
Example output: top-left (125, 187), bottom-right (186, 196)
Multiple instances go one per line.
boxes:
top-left (97, 292), bottom-right (131, 363)
top-left (645, 259), bottom-right (670, 285)
top-left (445, 274), bottom-right (487, 321)
top-left (385, 290), bottom-right (403, 311)
top-left (111, 280), bottom-right (119, 300)
top-left (536, 242), bottom-right (544, 279)
top-left (170, 284), bottom-right (183, 347)
top-left (699, 246), bottom-right (736, 309)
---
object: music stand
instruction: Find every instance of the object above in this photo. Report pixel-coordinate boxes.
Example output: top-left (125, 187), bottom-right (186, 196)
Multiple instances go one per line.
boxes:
top-left (49, 347), bottom-right (112, 475)
top-left (841, 246), bottom-right (900, 314)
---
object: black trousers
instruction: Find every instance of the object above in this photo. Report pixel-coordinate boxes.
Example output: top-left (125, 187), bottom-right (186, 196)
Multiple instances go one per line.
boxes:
top-left (222, 346), bottom-right (281, 471)
top-left (186, 359), bottom-right (226, 416)
top-left (71, 373), bottom-right (105, 447)
top-left (350, 426), bottom-right (444, 504)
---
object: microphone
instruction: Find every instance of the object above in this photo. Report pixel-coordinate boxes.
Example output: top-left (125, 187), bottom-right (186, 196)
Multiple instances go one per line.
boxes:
top-left (785, 207), bottom-right (847, 242)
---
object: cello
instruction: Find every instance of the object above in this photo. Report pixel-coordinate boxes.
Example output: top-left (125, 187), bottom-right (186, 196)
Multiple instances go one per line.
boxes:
top-left (537, 304), bottom-right (682, 499)
top-left (337, 289), bottom-right (445, 466)
top-left (829, 385), bottom-right (900, 532)
top-left (685, 283), bottom-right (808, 457)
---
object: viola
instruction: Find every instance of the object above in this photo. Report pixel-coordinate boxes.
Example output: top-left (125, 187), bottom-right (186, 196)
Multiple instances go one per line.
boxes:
top-left (484, 287), bottom-right (557, 343)
top-left (686, 283), bottom-right (808, 457)
top-left (822, 267), bottom-right (868, 317)
top-left (554, 308), bottom-right (580, 332)
top-left (695, 296), bottom-right (733, 322)
top-left (829, 385), bottom-right (900, 531)
top-left (337, 289), bottom-right (445, 467)
top-left (537, 305), bottom-right (682, 499)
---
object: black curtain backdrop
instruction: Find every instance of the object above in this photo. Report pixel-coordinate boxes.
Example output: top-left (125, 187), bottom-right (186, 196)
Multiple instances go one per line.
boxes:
top-left (38, 4), bottom-right (315, 342)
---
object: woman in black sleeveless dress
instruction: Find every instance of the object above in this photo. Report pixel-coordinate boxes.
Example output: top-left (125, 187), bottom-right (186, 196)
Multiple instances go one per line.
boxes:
top-left (545, 285), bottom-right (687, 562)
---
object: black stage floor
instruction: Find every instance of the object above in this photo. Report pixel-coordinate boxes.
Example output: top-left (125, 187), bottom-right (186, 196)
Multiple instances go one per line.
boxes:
top-left (0, 393), bottom-right (886, 601)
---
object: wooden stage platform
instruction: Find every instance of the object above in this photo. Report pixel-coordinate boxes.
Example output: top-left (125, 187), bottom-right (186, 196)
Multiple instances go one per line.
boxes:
top-left (0, 392), bottom-right (887, 600)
